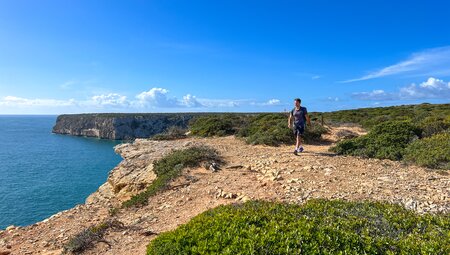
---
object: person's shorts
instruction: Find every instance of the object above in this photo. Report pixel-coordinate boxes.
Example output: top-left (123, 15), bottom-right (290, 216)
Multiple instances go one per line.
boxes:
top-left (293, 124), bottom-right (305, 136)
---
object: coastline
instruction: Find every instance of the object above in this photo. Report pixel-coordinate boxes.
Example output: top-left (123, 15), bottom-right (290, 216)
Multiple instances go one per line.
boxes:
top-left (1, 135), bottom-right (448, 254)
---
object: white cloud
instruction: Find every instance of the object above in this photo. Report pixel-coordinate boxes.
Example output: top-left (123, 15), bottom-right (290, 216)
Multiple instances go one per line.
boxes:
top-left (352, 90), bottom-right (397, 101)
top-left (311, 75), bottom-right (321, 80)
top-left (135, 88), bottom-right (204, 108)
top-left (135, 88), bottom-right (178, 107)
top-left (181, 94), bottom-right (203, 107)
top-left (198, 99), bottom-right (244, 108)
top-left (325, 97), bottom-right (340, 102)
top-left (343, 46), bottom-right (450, 83)
top-left (0, 96), bottom-right (77, 107)
top-left (399, 77), bottom-right (450, 99)
top-left (352, 77), bottom-right (450, 101)
top-left (0, 87), bottom-right (282, 113)
top-left (265, 99), bottom-right (281, 105)
top-left (91, 93), bottom-right (128, 106)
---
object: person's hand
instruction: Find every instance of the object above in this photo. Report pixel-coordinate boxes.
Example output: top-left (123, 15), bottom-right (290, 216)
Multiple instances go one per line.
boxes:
top-left (288, 123), bottom-right (292, 129)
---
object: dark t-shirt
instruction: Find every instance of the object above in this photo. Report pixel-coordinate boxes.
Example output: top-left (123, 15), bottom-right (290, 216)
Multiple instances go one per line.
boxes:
top-left (291, 106), bottom-right (307, 126)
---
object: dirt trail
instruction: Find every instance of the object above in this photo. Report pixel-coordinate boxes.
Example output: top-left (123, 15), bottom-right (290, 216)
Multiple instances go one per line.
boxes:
top-left (1, 127), bottom-right (449, 255)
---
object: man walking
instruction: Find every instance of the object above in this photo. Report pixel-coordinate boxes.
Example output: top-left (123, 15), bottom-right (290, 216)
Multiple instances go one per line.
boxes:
top-left (288, 98), bottom-right (311, 155)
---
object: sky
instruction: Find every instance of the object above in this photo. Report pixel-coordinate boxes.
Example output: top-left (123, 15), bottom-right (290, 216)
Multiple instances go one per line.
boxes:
top-left (0, 0), bottom-right (449, 114)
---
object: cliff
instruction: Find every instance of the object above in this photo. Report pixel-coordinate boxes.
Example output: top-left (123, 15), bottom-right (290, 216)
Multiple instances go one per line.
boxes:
top-left (1, 129), bottom-right (449, 254)
top-left (52, 113), bottom-right (199, 140)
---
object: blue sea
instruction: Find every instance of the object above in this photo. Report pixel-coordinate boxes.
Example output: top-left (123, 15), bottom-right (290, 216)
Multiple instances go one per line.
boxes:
top-left (0, 115), bottom-right (123, 229)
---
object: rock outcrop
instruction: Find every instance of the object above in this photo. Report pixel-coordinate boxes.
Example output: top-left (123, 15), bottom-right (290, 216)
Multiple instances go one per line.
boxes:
top-left (86, 139), bottom-right (200, 205)
top-left (52, 113), bottom-right (198, 140)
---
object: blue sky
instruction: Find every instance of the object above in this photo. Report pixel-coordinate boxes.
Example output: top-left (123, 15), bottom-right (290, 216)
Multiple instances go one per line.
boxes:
top-left (0, 0), bottom-right (449, 114)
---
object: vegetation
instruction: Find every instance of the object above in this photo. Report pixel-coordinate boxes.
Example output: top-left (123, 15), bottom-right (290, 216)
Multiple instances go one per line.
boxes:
top-left (189, 114), bottom-right (251, 137)
top-left (63, 220), bottom-right (124, 254)
top-left (237, 113), bottom-right (293, 146)
top-left (237, 113), bottom-right (327, 146)
top-left (418, 116), bottom-right (449, 137)
top-left (122, 146), bottom-right (222, 207)
top-left (330, 121), bottom-right (421, 160)
top-left (151, 126), bottom-right (187, 140)
top-left (189, 113), bottom-right (327, 146)
top-left (314, 103), bottom-right (450, 129)
top-left (147, 199), bottom-right (449, 255)
top-left (404, 132), bottom-right (450, 169)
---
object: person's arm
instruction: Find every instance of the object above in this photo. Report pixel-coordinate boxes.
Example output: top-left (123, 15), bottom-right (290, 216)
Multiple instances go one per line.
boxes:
top-left (305, 114), bottom-right (311, 126)
top-left (288, 113), bottom-right (292, 128)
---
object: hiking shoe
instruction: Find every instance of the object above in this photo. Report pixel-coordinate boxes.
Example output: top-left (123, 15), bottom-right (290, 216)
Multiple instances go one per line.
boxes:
top-left (293, 150), bottom-right (298, 155)
top-left (298, 147), bottom-right (304, 153)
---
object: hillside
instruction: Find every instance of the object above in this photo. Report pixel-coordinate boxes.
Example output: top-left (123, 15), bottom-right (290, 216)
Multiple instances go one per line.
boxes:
top-left (1, 126), bottom-right (448, 254)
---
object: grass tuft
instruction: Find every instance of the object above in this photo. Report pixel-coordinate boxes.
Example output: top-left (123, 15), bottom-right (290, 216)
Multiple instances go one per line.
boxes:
top-left (122, 146), bottom-right (222, 208)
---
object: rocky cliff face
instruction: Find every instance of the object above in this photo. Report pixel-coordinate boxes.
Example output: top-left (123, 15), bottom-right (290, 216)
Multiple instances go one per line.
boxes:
top-left (85, 138), bottom-right (201, 206)
top-left (52, 113), bottom-right (197, 140)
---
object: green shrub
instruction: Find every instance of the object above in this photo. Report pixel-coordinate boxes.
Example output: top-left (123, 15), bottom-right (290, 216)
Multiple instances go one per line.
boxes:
top-left (237, 113), bottom-right (327, 146)
top-left (404, 132), bottom-right (450, 169)
top-left (151, 126), bottom-right (187, 140)
top-left (237, 113), bottom-right (293, 146)
top-left (122, 146), bottom-right (222, 207)
top-left (147, 199), bottom-right (449, 255)
top-left (189, 114), bottom-right (249, 137)
top-left (303, 122), bottom-right (329, 143)
top-left (418, 116), bottom-right (449, 137)
top-left (317, 103), bottom-right (450, 128)
top-left (330, 121), bottom-right (421, 160)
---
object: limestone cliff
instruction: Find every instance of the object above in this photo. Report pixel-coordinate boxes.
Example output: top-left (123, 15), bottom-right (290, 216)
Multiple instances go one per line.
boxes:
top-left (52, 113), bottom-right (198, 140)
top-left (85, 138), bottom-right (201, 206)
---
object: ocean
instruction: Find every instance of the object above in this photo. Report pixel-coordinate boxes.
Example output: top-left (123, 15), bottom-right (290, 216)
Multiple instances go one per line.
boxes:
top-left (0, 115), bottom-right (123, 229)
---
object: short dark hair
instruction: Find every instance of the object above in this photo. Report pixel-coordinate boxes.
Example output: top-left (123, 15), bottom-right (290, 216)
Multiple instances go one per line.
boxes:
top-left (294, 98), bottom-right (301, 103)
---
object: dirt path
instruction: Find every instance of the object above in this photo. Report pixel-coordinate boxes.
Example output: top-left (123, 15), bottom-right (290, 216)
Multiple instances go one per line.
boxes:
top-left (1, 132), bottom-right (449, 255)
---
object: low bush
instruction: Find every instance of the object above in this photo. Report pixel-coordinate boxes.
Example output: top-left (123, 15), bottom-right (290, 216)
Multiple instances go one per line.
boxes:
top-left (122, 146), bottom-right (222, 207)
top-left (237, 113), bottom-right (327, 146)
top-left (316, 103), bottom-right (450, 129)
top-left (237, 113), bottom-right (293, 146)
top-left (418, 116), bottom-right (449, 137)
top-left (404, 132), bottom-right (450, 169)
top-left (330, 121), bottom-right (421, 160)
top-left (151, 126), bottom-right (187, 140)
top-left (303, 122), bottom-right (329, 143)
top-left (63, 220), bottom-right (123, 254)
top-left (147, 199), bottom-right (449, 255)
top-left (189, 114), bottom-right (249, 137)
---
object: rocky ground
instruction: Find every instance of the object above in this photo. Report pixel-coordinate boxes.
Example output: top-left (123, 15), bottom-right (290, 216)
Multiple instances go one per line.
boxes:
top-left (1, 126), bottom-right (449, 255)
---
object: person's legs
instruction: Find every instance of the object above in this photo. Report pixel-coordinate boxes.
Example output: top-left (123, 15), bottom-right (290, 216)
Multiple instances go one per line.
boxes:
top-left (293, 127), bottom-right (299, 154)
top-left (297, 125), bottom-right (305, 152)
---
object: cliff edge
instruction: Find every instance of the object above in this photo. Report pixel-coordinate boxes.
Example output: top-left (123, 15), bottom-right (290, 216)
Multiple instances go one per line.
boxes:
top-left (52, 113), bottom-right (198, 140)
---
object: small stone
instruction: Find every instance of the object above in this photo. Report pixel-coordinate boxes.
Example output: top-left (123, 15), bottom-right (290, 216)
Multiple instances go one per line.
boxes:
top-left (288, 178), bottom-right (301, 184)
top-left (5, 226), bottom-right (15, 231)
top-left (209, 162), bottom-right (220, 172)
top-left (240, 195), bottom-right (251, 202)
